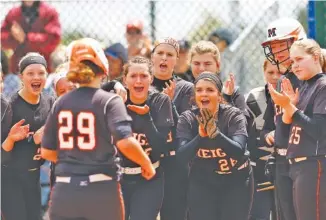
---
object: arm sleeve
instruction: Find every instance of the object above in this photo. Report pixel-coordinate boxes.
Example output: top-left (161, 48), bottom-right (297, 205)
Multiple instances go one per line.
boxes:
top-left (291, 85), bottom-right (326, 140)
top-left (1, 148), bottom-right (12, 164)
top-left (142, 94), bottom-right (174, 153)
top-left (224, 89), bottom-right (250, 121)
top-left (25, 8), bottom-right (61, 54)
top-left (292, 112), bottom-right (326, 141)
top-left (223, 88), bottom-right (246, 110)
top-left (177, 136), bottom-right (200, 164)
top-left (41, 104), bottom-right (58, 150)
top-left (143, 118), bottom-right (171, 154)
top-left (111, 121), bottom-right (133, 141)
top-left (105, 95), bottom-right (133, 141)
top-left (0, 9), bottom-right (20, 49)
top-left (260, 98), bottom-right (276, 147)
top-left (176, 111), bottom-right (202, 164)
top-left (176, 83), bottom-right (193, 114)
top-left (209, 134), bottom-right (247, 159)
top-left (206, 110), bottom-right (248, 159)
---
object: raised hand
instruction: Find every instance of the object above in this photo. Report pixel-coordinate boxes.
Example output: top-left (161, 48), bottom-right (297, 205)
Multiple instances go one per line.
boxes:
top-left (127, 104), bottom-right (150, 115)
top-left (162, 80), bottom-right (176, 100)
top-left (114, 82), bottom-right (127, 102)
top-left (196, 108), bottom-right (220, 138)
top-left (11, 21), bottom-right (25, 43)
top-left (223, 73), bottom-right (235, 96)
top-left (268, 83), bottom-right (291, 108)
top-left (7, 119), bottom-right (30, 142)
top-left (201, 108), bottom-right (220, 139)
top-left (281, 78), bottom-right (299, 105)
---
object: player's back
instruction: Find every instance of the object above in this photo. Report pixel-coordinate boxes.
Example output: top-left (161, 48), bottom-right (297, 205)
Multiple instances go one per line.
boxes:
top-left (53, 87), bottom-right (121, 177)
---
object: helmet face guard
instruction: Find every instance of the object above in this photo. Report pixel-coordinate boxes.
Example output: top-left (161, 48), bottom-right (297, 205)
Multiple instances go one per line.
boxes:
top-left (262, 18), bottom-right (307, 73)
top-left (263, 38), bottom-right (293, 74)
top-left (263, 38), bottom-right (293, 65)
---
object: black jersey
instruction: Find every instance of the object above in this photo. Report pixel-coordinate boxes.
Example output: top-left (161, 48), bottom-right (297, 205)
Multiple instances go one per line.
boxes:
top-left (1, 95), bottom-right (12, 143)
top-left (152, 75), bottom-right (193, 114)
top-left (152, 75), bottom-right (193, 153)
top-left (287, 74), bottom-right (326, 158)
top-left (120, 91), bottom-right (174, 181)
top-left (4, 92), bottom-right (54, 170)
top-left (1, 95), bottom-right (13, 164)
top-left (262, 72), bottom-right (301, 151)
top-left (177, 104), bottom-right (248, 182)
top-left (42, 87), bottom-right (132, 177)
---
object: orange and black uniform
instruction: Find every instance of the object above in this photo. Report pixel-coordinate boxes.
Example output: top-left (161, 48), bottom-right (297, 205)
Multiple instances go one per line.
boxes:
top-left (42, 88), bottom-right (132, 220)
top-left (120, 91), bottom-right (173, 220)
top-left (1, 92), bottom-right (54, 220)
top-left (285, 73), bottom-right (326, 220)
top-left (261, 71), bottom-right (300, 220)
top-left (152, 75), bottom-right (193, 220)
top-left (177, 105), bottom-right (253, 220)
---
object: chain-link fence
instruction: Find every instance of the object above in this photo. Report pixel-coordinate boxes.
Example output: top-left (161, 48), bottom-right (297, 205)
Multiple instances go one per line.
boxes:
top-left (1, 0), bottom-right (308, 94)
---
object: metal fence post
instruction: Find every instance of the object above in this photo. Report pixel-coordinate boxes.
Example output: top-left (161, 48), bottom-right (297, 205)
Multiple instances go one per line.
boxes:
top-left (149, 1), bottom-right (156, 43)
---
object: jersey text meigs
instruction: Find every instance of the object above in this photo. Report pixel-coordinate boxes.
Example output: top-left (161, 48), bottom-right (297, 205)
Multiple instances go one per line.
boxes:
top-left (178, 104), bottom-right (248, 182)
top-left (120, 91), bottom-right (173, 181)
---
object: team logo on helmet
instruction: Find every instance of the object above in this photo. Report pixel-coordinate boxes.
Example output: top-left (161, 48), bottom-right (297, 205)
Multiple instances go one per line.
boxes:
top-left (268, 28), bottom-right (276, 38)
top-left (262, 18), bottom-right (307, 69)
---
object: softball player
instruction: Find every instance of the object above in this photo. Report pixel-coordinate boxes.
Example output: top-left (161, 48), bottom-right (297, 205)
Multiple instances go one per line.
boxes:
top-left (1, 71), bottom-right (30, 164)
top-left (1, 52), bottom-right (55, 220)
top-left (260, 17), bottom-right (307, 220)
top-left (177, 72), bottom-right (253, 220)
top-left (52, 63), bottom-right (76, 98)
top-left (246, 59), bottom-right (283, 220)
top-left (119, 56), bottom-right (173, 220)
top-left (189, 40), bottom-right (248, 114)
top-left (151, 37), bottom-right (193, 220)
top-left (41, 38), bottom-right (155, 220)
top-left (269, 38), bottom-right (326, 220)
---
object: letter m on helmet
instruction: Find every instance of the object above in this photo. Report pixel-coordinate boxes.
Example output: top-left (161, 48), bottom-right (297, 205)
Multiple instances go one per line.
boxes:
top-left (268, 28), bottom-right (277, 38)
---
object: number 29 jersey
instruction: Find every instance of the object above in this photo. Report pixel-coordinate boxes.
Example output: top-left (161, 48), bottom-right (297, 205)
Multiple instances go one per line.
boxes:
top-left (42, 87), bottom-right (132, 177)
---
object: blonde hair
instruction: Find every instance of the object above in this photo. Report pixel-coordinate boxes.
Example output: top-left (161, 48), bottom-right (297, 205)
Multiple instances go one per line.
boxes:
top-left (67, 61), bottom-right (101, 84)
top-left (291, 39), bottom-right (326, 72)
top-left (321, 48), bottom-right (326, 73)
top-left (263, 59), bottom-right (269, 72)
top-left (189, 40), bottom-right (221, 66)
